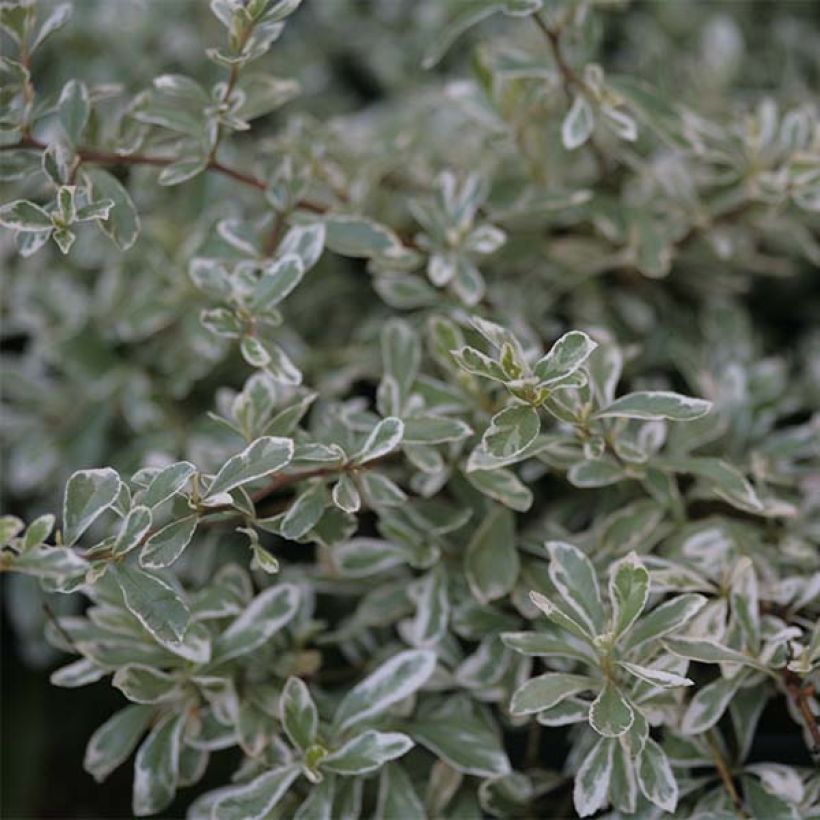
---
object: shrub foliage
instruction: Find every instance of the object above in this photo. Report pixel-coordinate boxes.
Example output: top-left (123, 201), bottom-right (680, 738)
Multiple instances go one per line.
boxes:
top-left (1, 0), bottom-right (819, 817)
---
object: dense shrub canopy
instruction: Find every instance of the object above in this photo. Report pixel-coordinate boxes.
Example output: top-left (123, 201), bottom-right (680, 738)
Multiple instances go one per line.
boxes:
top-left (1, 0), bottom-right (819, 817)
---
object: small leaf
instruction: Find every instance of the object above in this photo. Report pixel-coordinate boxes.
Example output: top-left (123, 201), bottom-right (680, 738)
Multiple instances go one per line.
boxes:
top-left (141, 461), bottom-right (196, 508)
top-left (546, 541), bottom-right (606, 636)
top-left (562, 94), bottom-right (595, 150)
top-left (465, 468), bottom-right (533, 512)
top-left (213, 765), bottom-right (299, 820)
top-left (212, 583), bottom-right (300, 663)
top-left (593, 391), bottom-right (712, 421)
top-left (510, 673), bottom-right (597, 716)
top-left (333, 649), bottom-right (436, 734)
top-left (113, 665), bottom-right (181, 704)
top-left (481, 405), bottom-right (540, 463)
top-left (619, 662), bottom-right (693, 689)
top-left (534, 331), bottom-right (598, 385)
top-left (206, 436), bottom-right (294, 497)
top-left (680, 675), bottom-right (742, 734)
top-left (622, 594), bottom-right (707, 652)
top-left (280, 677), bottom-right (318, 751)
top-left (84, 705), bottom-right (154, 783)
top-left (663, 637), bottom-right (766, 670)
top-left (450, 346), bottom-right (509, 382)
top-left (352, 417), bottom-right (404, 464)
top-left (132, 711), bottom-right (186, 816)
top-left (139, 515), bottom-right (198, 569)
top-left (111, 564), bottom-right (190, 644)
top-left (321, 731), bottom-right (414, 776)
top-left (158, 157), bottom-right (207, 186)
top-left (0, 199), bottom-right (53, 231)
top-left (57, 79), bottom-right (90, 143)
top-left (281, 481), bottom-right (327, 540)
top-left (637, 738), bottom-right (678, 813)
top-left (112, 505), bottom-right (153, 556)
top-left (589, 682), bottom-right (634, 737)
top-left (324, 214), bottom-right (404, 258)
top-left (251, 254), bottom-right (305, 312)
top-left (573, 737), bottom-right (614, 817)
top-left (465, 505), bottom-right (519, 603)
top-left (332, 474), bottom-right (361, 513)
top-left (63, 468), bottom-right (121, 546)
top-left (608, 552), bottom-right (649, 636)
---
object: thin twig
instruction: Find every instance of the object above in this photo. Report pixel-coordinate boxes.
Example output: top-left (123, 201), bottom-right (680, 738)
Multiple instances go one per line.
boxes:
top-left (705, 730), bottom-right (746, 819)
top-left (783, 668), bottom-right (820, 756)
top-left (532, 14), bottom-right (608, 178)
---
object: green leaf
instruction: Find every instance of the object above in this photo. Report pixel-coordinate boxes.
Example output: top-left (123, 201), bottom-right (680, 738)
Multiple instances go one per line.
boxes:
top-left (400, 565), bottom-right (449, 647)
top-left (212, 583), bottom-right (300, 663)
top-left (213, 765), bottom-right (300, 820)
top-left (593, 391), bottom-right (712, 421)
top-left (481, 405), bottom-right (540, 463)
top-left (450, 346), bottom-right (510, 382)
top-left (352, 417), bottom-right (404, 464)
top-left (324, 214), bottom-right (404, 258)
top-left (589, 682), bottom-right (634, 737)
top-left (112, 505), bottom-right (153, 556)
top-left (619, 662), bottom-right (693, 689)
top-left (294, 776), bottom-right (335, 820)
top-left (465, 467), bottom-right (533, 512)
top-left (321, 731), bottom-right (414, 775)
top-left (84, 705), bottom-right (154, 783)
top-left (158, 157), bottom-right (207, 186)
top-left (465, 505), bottom-right (519, 603)
top-left (534, 331), bottom-right (598, 385)
top-left (562, 94), bottom-right (595, 151)
top-left (411, 696), bottom-right (511, 777)
top-left (381, 318), bottom-right (421, 405)
top-left (637, 738), bottom-right (678, 813)
top-left (529, 590), bottom-right (595, 642)
top-left (63, 467), bottom-right (121, 546)
top-left (31, 3), bottom-right (72, 52)
top-left (608, 552), bottom-right (649, 636)
top-left (622, 594), bottom-right (707, 652)
top-left (376, 763), bottom-right (424, 820)
top-left (332, 473), bottom-right (361, 513)
top-left (510, 673), bottom-right (598, 716)
top-left (112, 664), bottom-right (181, 704)
top-left (573, 737), bottom-right (614, 818)
top-left (278, 223), bottom-right (325, 271)
top-left (279, 676), bottom-right (318, 751)
top-left (333, 649), bottom-right (436, 734)
top-left (206, 436), bottom-right (294, 497)
top-left (141, 461), bottom-right (196, 508)
top-left (132, 711), bottom-right (186, 816)
top-left (546, 540), bottom-right (606, 636)
top-left (0, 199), bottom-right (53, 231)
top-left (567, 458), bottom-right (626, 488)
top-left (402, 414), bottom-right (472, 444)
top-left (139, 514), bottom-right (198, 569)
top-left (22, 513), bottom-right (55, 550)
top-left (663, 637), bottom-right (766, 671)
top-left (281, 481), bottom-right (327, 539)
top-left (110, 564), bottom-right (191, 644)
top-left (680, 675), bottom-right (743, 734)
top-left (664, 456), bottom-right (764, 512)
top-left (251, 254), bottom-right (305, 312)
top-left (57, 79), bottom-right (90, 143)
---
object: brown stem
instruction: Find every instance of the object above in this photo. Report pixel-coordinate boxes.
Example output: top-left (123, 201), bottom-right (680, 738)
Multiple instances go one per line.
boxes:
top-left (532, 14), bottom-right (608, 178)
top-left (783, 669), bottom-right (820, 755)
top-left (706, 731), bottom-right (746, 818)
